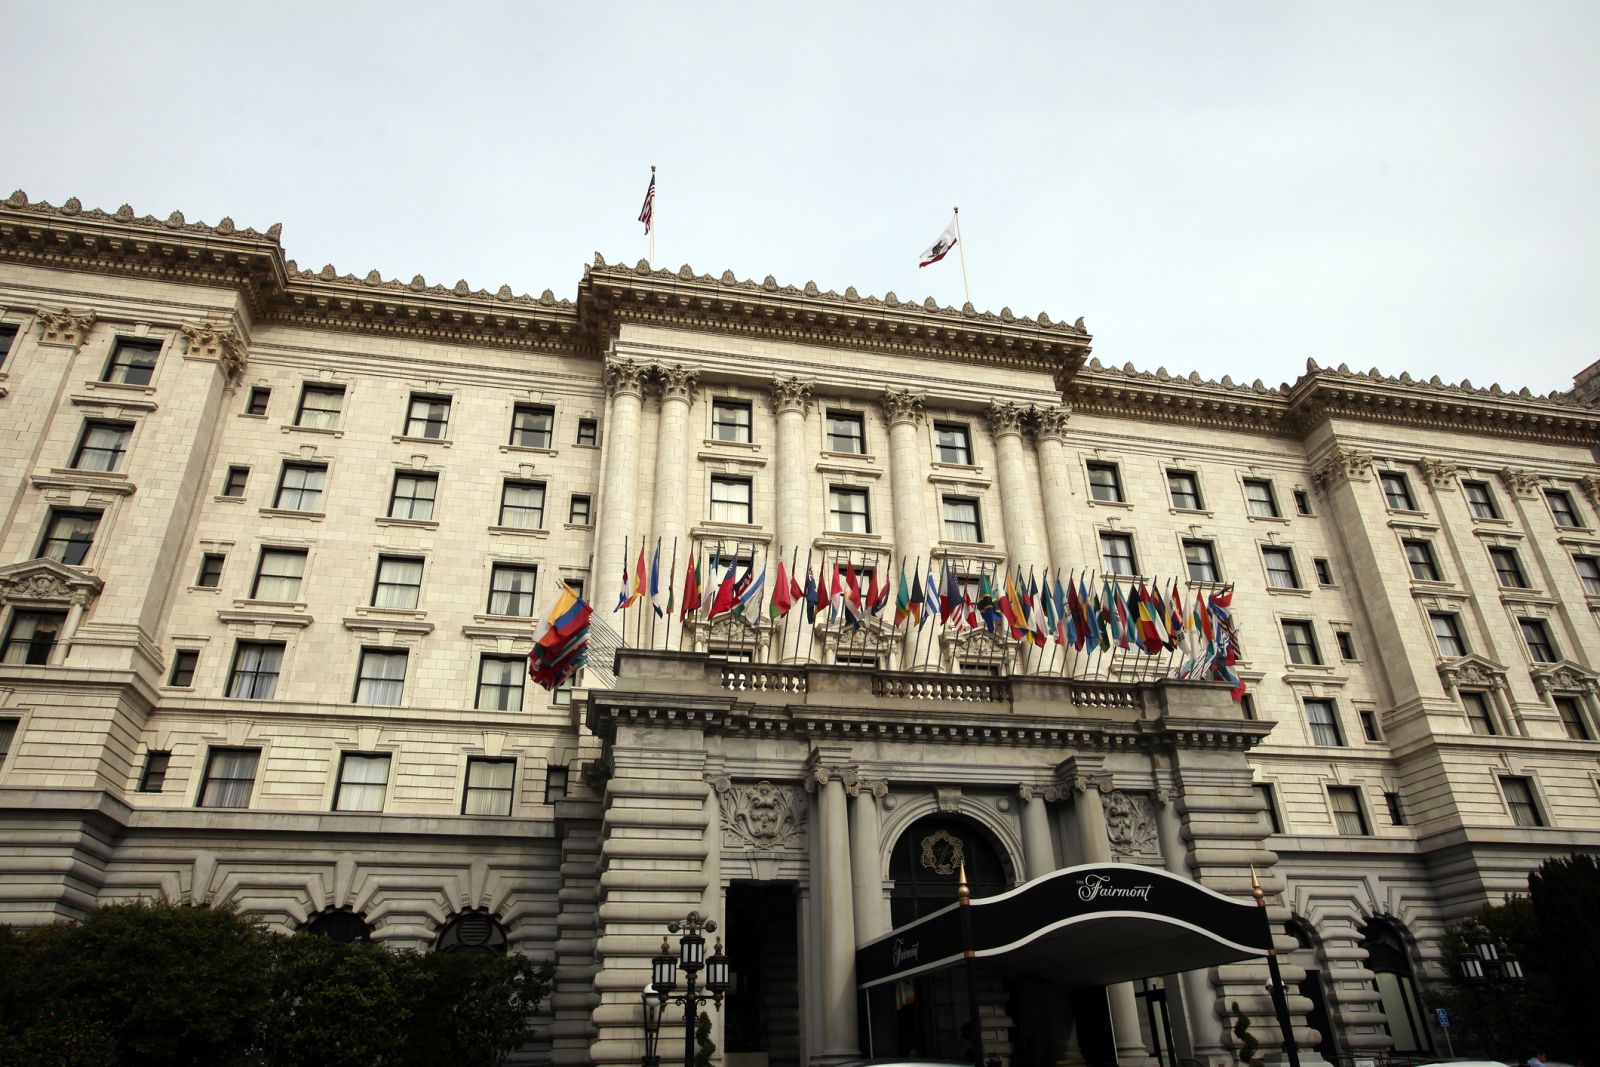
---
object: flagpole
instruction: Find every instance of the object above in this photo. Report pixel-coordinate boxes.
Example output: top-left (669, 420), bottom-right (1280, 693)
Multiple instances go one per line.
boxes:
top-left (665, 537), bottom-right (678, 652)
top-left (952, 205), bottom-right (972, 307)
top-left (618, 534), bottom-right (630, 648)
top-left (648, 165), bottom-right (656, 269)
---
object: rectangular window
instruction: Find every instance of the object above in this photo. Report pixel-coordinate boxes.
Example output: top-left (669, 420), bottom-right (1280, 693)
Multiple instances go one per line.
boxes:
top-left (828, 487), bottom-right (870, 534)
top-left (1183, 540), bottom-right (1219, 582)
top-left (710, 476), bottom-right (753, 524)
top-left (1283, 620), bottom-right (1322, 666)
top-left (942, 497), bottom-right (982, 542)
top-left (1313, 558), bottom-right (1334, 585)
top-left (1293, 489), bottom-right (1313, 516)
top-left (1575, 555), bottom-right (1600, 596)
top-left (1262, 547), bottom-right (1300, 589)
top-left (295, 384), bottom-right (345, 429)
top-left (354, 648), bottom-right (408, 706)
top-left (333, 753), bottom-right (391, 812)
top-left (934, 422), bottom-right (972, 465)
top-left (1168, 470), bottom-right (1202, 510)
top-left (39, 509), bottom-right (101, 566)
top-left (1384, 792), bottom-right (1406, 826)
top-left (826, 411), bottom-right (866, 454)
top-left (488, 564), bottom-right (539, 617)
top-left (545, 765), bottom-right (570, 804)
top-left (1239, 693), bottom-right (1257, 721)
top-left (1100, 532), bottom-right (1137, 576)
top-left (1253, 783), bottom-right (1281, 834)
top-left (1243, 478), bottom-right (1280, 518)
top-left (1380, 470), bottom-right (1417, 511)
top-left (227, 641), bottom-right (284, 699)
top-left (245, 386), bottom-right (271, 416)
top-left (1462, 691), bottom-right (1498, 735)
top-left (1087, 462), bottom-right (1124, 503)
top-left (1463, 479), bottom-right (1500, 520)
top-left (1489, 547), bottom-right (1528, 588)
top-left (476, 655), bottom-right (526, 712)
top-left (0, 323), bottom-right (18, 368)
top-left (576, 418), bottom-right (599, 446)
top-left (463, 758), bottom-right (515, 816)
top-left (138, 751), bottom-right (170, 793)
top-left (1329, 786), bottom-right (1369, 835)
top-left (0, 718), bottom-right (13, 769)
top-left (1519, 617), bottom-right (1558, 662)
top-left (1501, 777), bottom-right (1544, 827)
top-left (1402, 539), bottom-right (1440, 581)
top-left (1358, 707), bottom-right (1380, 741)
top-left (1545, 489), bottom-right (1582, 528)
top-left (1, 610), bottom-right (66, 665)
top-left (405, 394), bottom-right (451, 439)
top-left (498, 480), bottom-right (545, 529)
top-left (1337, 630), bottom-right (1358, 662)
top-left (1430, 612), bottom-right (1467, 657)
top-left (569, 494), bottom-right (592, 526)
top-left (72, 420), bottom-right (133, 472)
top-left (222, 465), bottom-right (249, 497)
top-left (168, 649), bottom-right (199, 687)
top-left (197, 747), bottom-right (259, 808)
top-left (103, 338), bottom-right (160, 386)
top-left (251, 547), bottom-right (307, 601)
top-left (372, 556), bottom-right (423, 610)
top-left (273, 463), bottom-right (326, 512)
top-left (196, 553), bottom-right (225, 588)
top-left (711, 399), bottom-right (752, 443)
top-left (510, 403), bottom-right (555, 448)
top-left (388, 471), bottom-right (437, 521)
top-left (1554, 696), bottom-right (1591, 741)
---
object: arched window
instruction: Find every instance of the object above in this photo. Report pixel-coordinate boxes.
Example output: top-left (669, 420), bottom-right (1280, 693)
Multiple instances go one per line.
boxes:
top-left (1361, 916), bottom-right (1431, 1054)
top-left (435, 909), bottom-right (508, 956)
top-left (303, 905), bottom-right (372, 944)
top-left (887, 813), bottom-right (1010, 927)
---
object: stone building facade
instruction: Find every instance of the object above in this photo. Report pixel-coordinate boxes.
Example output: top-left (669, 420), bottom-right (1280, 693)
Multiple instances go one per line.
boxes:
top-left (2, 190), bottom-right (1599, 1066)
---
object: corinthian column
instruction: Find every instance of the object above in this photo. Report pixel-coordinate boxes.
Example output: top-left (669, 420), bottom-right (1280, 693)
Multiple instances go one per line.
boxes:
top-left (771, 376), bottom-right (815, 567)
top-left (990, 401), bottom-right (1046, 670)
top-left (1032, 405), bottom-right (1081, 571)
top-left (849, 775), bottom-right (888, 943)
top-left (595, 358), bottom-right (649, 608)
top-left (880, 389), bottom-right (930, 667)
top-left (651, 364), bottom-right (699, 646)
top-left (807, 760), bottom-right (859, 1064)
top-left (1019, 784), bottom-right (1056, 880)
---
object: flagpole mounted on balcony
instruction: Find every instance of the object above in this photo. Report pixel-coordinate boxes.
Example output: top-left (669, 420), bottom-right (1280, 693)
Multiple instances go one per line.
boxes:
top-left (953, 205), bottom-right (972, 306)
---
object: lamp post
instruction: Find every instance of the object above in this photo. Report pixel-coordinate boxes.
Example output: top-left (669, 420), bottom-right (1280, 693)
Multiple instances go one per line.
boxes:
top-left (1456, 920), bottom-right (1524, 1059)
top-left (643, 911), bottom-right (731, 1067)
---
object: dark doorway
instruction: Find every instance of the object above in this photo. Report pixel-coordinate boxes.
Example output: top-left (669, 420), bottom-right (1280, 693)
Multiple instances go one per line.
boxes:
top-left (725, 882), bottom-right (800, 1067)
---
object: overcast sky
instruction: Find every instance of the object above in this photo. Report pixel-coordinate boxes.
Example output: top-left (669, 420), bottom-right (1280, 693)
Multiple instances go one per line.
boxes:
top-left (4, 2), bottom-right (1596, 393)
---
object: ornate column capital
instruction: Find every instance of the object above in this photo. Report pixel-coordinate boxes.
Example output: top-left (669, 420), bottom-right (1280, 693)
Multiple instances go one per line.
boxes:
top-left (986, 400), bottom-right (1026, 440)
top-left (770, 375), bottom-right (814, 415)
top-left (604, 357), bottom-right (649, 399)
top-left (1311, 446), bottom-right (1373, 491)
top-left (655, 362), bottom-right (700, 402)
top-left (879, 388), bottom-right (925, 428)
top-left (802, 762), bottom-right (857, 793)
top-left (1032, 404), bottom-right (1072, 442)
top-left (1499, 466), bottom-right (1539, 497)
top-left (1579, 474), bottom-right (1600, 512)
top-left (179, 320), bottom-right (247, 383)
top-left (1018, 783), bottom-right (1051, 804)
top-left (1419, 458), bottom-right (1458, 490)
top-left (34, 307), bottom-right (96, 352)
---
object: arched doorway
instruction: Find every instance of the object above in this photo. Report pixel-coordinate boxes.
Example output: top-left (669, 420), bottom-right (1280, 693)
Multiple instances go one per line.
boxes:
top-left (1286, 916), bottom-right (1340, 1059)
top-left (1361, 916), bottom-right (1432, 1055)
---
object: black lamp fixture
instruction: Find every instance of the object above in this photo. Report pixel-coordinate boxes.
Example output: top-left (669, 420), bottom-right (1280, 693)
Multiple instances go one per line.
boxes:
top-left (1456, 920), bottom-right (1525, 1058)
top-left (641, 911), bottom-right (731, 1067)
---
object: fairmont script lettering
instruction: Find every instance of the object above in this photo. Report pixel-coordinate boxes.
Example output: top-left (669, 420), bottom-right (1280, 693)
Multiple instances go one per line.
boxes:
top-left (892, 938), bottom-right (920, 967)
top-left (1076, 873), bottom-right (1153, 904)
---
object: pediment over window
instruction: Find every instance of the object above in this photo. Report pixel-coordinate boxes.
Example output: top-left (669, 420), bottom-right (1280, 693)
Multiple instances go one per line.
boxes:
top-left (0, 559), bottom-right (104, 608)
top-left (1530, 659), bottom-right (1600, 696)
top-left (1437, 653), bottom-right (1509, 692)
top-left (949, 627), bottom-right (1015, 664)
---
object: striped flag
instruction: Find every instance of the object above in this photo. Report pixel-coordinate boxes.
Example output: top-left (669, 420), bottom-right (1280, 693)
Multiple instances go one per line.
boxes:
top-left (638, 173), bottom-right (656, 234)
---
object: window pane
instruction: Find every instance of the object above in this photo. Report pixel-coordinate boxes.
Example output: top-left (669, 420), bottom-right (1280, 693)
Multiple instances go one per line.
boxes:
top-left (335, 754), bottom-right (390, 812)
top-left (500, 481), bottom-right (546, 528)
top-left (105, 339), bottom-right (159, 385)
top-left (1555, 697), bottom-right (1590, 740)
top-left (228, 642), bottom-right (283, 699)
top-left (1330, 787), bottom-right (1367, 835)
top-left (407, 396), bottom-right (450, 438)
top-left (389, 472), bottom-right (437, 521)
top-left (296, 386), bottom-right (345, 429)
top-left (200, 748), bottom-right (259, 808)
top-left (1502, 778), bottom-right (1542, 827)
top-left (1462, 692), bottom-right (1496, 735)
top-left (943, 498), bottom-right (980, 542)
top-left (1380, 472), bottom-right (1415, 510)
top-left (489, 565), bottom-right (538, 617)
top-left (1087, 463), bottom-right (1123, 503)
top-left (1284, 621), bottom-right (1321, 665)
top-left (711, 400), bottom-right (751, 443)
top-left (464, 758), bottom-right (515, 816)
top-left (934, 424), bottom-right (971, 465)
top-left (1184, 541), bottom-right (1218, 582)
top-left (826, 412), bottom-right (864, 453)
top-left (2, 611), bottom-right (66, 666)
top-left (569, 495), bottom-right (591, 525)
top-left (1244, 480), bottom-right (1279, 518)
top-left (1430, 613), bottom-right (1465, 656)
top-left (1464, 480), bottom-right (1499, 519)
top-left (1101, 534), bottom-right (1135, 575)
top-left (710, 478), bottom-right (752, 524)
top-left (1306, 699), bottom-right (1342, 746)
top-left (1403, 540), bottom-right (1438, 581)
top-left (275, 464), bottom-right (326, 511)
top-left (511, 405), bottom-right (555, 448)
top-left (1546, 490), bottom-right (1580, 527)
top-left (74, 422), bottom-right (132, 472)
top-left (1519, 618), bottom-right (1557, 662)
top-left (355, 650), bottom-right (407, 705)
top-left (40, 510), bottom-right (100, 565)
top-left (1264, 548), bottom-right (1299, 588)
top-left (253, 548), bottom-right (306, 601)
top-left (1575, 555), bottom-right (1600, 595)
top-left (374, 557), bottom-right (423, 609)
top-left (477, 656), bottom-right (526, 712)
top-left (829, 488), bottom-right (869, 533)
top-left (1168, 471), bottom-right (1201, 510)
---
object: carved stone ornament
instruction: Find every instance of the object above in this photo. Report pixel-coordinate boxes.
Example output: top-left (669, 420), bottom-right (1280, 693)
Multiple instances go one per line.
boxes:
top-left (604, 357), bottom-right (649, 398)
top-left (770, 375), bottom-right (814, 415)
top-left (654, 362), bottom-right (700, 402)
top-left (1102, 790), bottom-right (1159, 857)
top-left (179, 321), bottom-right (247, 383)
top-left (1032, 404), bottom-right (1072, 441)
top-left (34, 307), bottom-right (96, 351)
top-left (1499, 467), bottom-right (1539, 497)
top-left (986, 400), bottom-right (1026, 439)
top-left (879, 389), bottom-right (925, 427)
top-left (1420, 458), bottom-right (1458, 490)
top-left (919, 829), bottom-right (965, 876)
top-left (1579, 475), bottom-right (1600, 512)
top-left (1311, 446), bottom-right (1374, 490)
top-left (1530, 663), bottom-right (1600, 697)
top-left (717, 780), bottom-right (807, 852)
top-left (1437, 656), bottom-right (1507, 693)
top-left (0, 560), bottom-right (104, 608)
top-left (1072, 773), bottom-right (1114, 796)
top-left (951, 627), bottom-right (1013, 665)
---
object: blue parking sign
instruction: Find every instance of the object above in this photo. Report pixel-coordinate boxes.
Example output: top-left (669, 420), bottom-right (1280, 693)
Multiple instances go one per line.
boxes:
top-left (1436, 1008), bottom-right (1450, 1029)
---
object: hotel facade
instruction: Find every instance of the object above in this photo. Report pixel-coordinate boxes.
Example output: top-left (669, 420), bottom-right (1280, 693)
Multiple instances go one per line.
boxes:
top-left (2, 190), bottom-right (1599, 1067)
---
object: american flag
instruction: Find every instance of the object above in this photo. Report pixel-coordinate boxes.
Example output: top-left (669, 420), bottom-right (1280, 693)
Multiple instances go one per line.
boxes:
top-left (637, 174), bottom-right (655, 235)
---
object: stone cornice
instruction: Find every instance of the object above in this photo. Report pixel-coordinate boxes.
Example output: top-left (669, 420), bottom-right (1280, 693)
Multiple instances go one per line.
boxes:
top-left (1064, 358), bottom-right (1294, 436)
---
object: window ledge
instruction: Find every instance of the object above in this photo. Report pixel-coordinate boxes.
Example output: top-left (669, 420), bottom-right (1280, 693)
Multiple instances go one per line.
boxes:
top-left (375, 516), bottom-right (439, 530)
top-left (565, 522), bottom-right (594, 532)
top-left (1246, 514), bottom-right (1291, 525)
top-left (489, 524), bottom-right (549, 538)
top-left (349, 606), bottom-right (428, 621)
top-left (33, 471), bottom-right (137, 497)
top-left (83, 380), bottom-right (157, 398)
top-left (692, 522), bottom-right (770, 542)
top-left (1266, 586), bottom-right (1312, 597)
top-left (239, 412), bottom-right (268, 420)
top-left (821, 529), bottom-right (883, 543)
top-left (574, 441), bottom-right (600, 450)
top-left (473, 612), bottom-right (538, 626)
top-left (281, 424), bottom-right (343, 438)
top-left (817, 461), bottom-right (883, 480)
top-left (462, 623), bottom-right (536, 642)
top-left (501, 444), bottom-right (558, 457)
top-left (233, 597), bottom-right (308, 611)
top-left (343, 614), bottom-right (434, 636)
top-left (1383, 506), bottom-right (1428, 519)
top-left (702, 437), bottom-right (761, 452)
top-left (698, 448), bottom-right (767, 468)
top-left (259, 508), bottom-right (325, 522)
top-left (1552, 524), bottom-right (1594, 535)
top-left (820, 449), bottom-right (875, 464)
top-left (1169, 507), bottom-right (1213, 518)
top-left (1087, 497), bottom-right (1133, 509)
top-left (187, 585), bottom-right (223, 594)
top-left (214, 494), bottom-right (247, 504)
top-left (217, 608), bottom-right (314, 629)
top-left (392, 434), bottom-right (451, 447)
top-left (931, 461), bottom-right (984, 476)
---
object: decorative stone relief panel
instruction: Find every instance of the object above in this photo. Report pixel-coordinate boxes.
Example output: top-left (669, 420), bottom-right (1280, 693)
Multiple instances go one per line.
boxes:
top-left (714, 779), bottom-right (807, 852)
top-left (1102, 790), bottom-right (1160, 858)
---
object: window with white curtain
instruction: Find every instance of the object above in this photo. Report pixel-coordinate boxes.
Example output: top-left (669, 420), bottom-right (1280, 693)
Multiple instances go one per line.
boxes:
top-left (73, 421), bottom-right (133, 472)
top-left (372, 556), bottom-right (424, 610)
top-left (476, 655), bottom-right (526, 712)
top-left (488, 564), bottom-right (538, 617)
top-left (463, 758), bottom-right (515, 816)
top-left (251, 548), bottom-right (307, 601)
top-left (228, 641), bottom-right (284, 699)
top-left (198, 747), bottom-right (260, 808)
top-left (354, 649), bottom-right (408, 706)
top-left (333, 753), bottom-right (391, 812)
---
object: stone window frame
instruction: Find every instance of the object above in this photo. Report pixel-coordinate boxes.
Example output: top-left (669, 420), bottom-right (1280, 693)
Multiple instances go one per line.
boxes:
top-left (1400, 537), bottom-right (1443, 583)
top-left (195, 745), bottom-right (262, 809)
top-left (1280, 617), bottom-right (1324, 667)
top-left (1543, 486), bottom-right (1586, 530)
top-left (166, 647), bottom-right (201, 689)
top-left (462, 756), bottom-right (518, 816)
top-left (575, 417), bottom-right (600, 448)
top-left (1437, 655), bottom-right (1517, 737)
top-left (1240, 475), bottom-right (1284, 521)
top-left (401, 391), bottom-right (453, 443)
top-left (100, 334), bottom-right (165, 388)
top-left (823, 408), bottom-right (868, 456)
top-left (1517, 615), bottom-right (1559, 664)
top-left (70, 417), bottom-right (136, 473)
top-left (496, 478), bottom-right (546, 531)
top-left (371, 554), bottom-right (427, 612)
top-left (1487, 545), bottom-right (1530, 589)
top-left (485, 561), bottom-right (540, 619)
top-left (827, 484), bottom-right (872, 535)
top-left (1572, 552), bottom-right (1600, 596)
top-left (331, 751), bottom-right (394, 813)
top-left (708, 474), bottom-right (755, 526)
top-left (1097, 529), bottom-right (1139, 577)
top-left (475, 653), bottom-right (528, 713)
top-left (1427, 610), bottom-right (1468, 657)
top-left (1084, 459), bottom-right (1126, 505)
top-left (195, 551), bottom-right (226, 589)
top-left (940, 495), bottom-right (984, 544)
top-left (1252, 781), bottom-right (1282, 834)
top-left (509, 401), bottom-right (558, 450)
top-left (226, 639), bottom-right (289, 700)
top-left (1327, 784), bottom-right (1371, 836)
top-left (1164, 467), bottom-right (1206, 513)
top-left (36, 507), bottom-right (104, 568)
top-left (293, 382), bottom-right (348, 432)
top-left (1303, 695), bottom-right (1345, 746)
top-left (243, 385), bottom-right (272, 417)
top-left (1529, 664), bottom-right (1600, 741)
top-left (1461, 477), bottom-right (1503, 521)
top-left (386, 469), bottom-right (440, 524)
top-left (249, 544), bottom-right (310, 604)
top-left (353, 646), bottom-right (410, 707)
top-left (1260, 543), bottom-right (1303, 591)
top-left (931, 420), bottom-right (975, 467)
top-left (1497, 773), bottom-right (1547, 828)
top-left (270, 459), bottom-right (330, 514)
top-left (1378, 468), bottom-right (1420, 513)
top-left (221, 464), bottom-right (250, 499)
top-left (568, 493), bottom-right (593, 527)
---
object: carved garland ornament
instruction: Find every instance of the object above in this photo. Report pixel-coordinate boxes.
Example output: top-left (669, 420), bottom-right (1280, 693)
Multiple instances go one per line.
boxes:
top-left (1102, 790), bottom-right (1159, 858)
top-left (919, 829), bottom-right (965, 875)
top-left (716, 780), bottom-right (807, 852)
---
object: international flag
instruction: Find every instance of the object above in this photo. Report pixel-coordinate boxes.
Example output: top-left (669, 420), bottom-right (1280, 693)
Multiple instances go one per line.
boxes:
top-left (633, 546), bottom-right (648, 607)
top-left (681, 553), bottom-right (701, 620)
top-left (615, 539), bottom-right (633, 612)
top-left (1027, 572), bottom-right (1047, 648)
top-left (1080, 575), bottom-right (1099, 654)
top-left (844, 562), bottom-right (864, 626)
top-left (918, 215), bottom-right (958, 268)
top-left (528, 585), bottom-right (593, 690)
top-left (925, 568), bottom-right (942, 626)
top-left (707, 557), bottom-right (740, 621)
top-left (866, 567), bottom-right (888, 617)
top-left (908, 566), bottom-right (925, 625)
top-left (894, 567), bottom-right (911, 628)
top-left (649, 541), bottom-right (664, 617)
top-left (771, 557), bottom-right (792, 620)
top-left (941, 567), bottom-right (962, 619)
top-left (638, 172), bottom-right (656, 235)
top-left (804, 557), bottom-right (820, 623)
top-left (828, 562), bottom-right (846, 620)
top-left (976, 574), bottom-right (1001, 632)
top-left (736, 562), bottom-right (766, 618)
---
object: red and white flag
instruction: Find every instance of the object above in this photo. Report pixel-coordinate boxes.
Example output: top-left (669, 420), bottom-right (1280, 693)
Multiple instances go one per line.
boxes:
top-left (638, 173), bottom-right (656, 235)
top-left (918, 215), bottom-right (958, 267)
